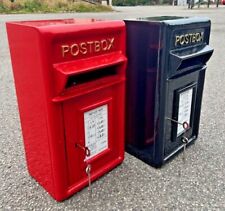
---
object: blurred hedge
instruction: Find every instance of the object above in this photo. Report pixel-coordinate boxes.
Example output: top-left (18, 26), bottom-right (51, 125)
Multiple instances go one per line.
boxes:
top-left (0, 0), bottom-right (112, 13)
top-left (112, 0), bottom-right (171, 6)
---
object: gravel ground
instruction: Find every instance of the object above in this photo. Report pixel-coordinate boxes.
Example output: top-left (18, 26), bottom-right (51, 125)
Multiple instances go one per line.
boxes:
top-left (0, 5), bottom-right (225, 210)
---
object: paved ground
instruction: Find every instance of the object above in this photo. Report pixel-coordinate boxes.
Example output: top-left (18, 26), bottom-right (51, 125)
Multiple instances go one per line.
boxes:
top-left (0, 5), bottom-right (225, 211)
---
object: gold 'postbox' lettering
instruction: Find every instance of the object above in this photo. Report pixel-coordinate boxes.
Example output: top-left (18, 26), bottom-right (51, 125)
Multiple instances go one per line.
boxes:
top-left (61, 37), bottom-right (115, 58)
top-left (70, 44), bottom-right (79, 56)
top-left (101, 39), bottom-right (108, 51)
top-left (175, 32), bottom-right (204, 46)
top-left (107, 37), bottom-right (114, 50)
top-left (80, 42), bottom-right (87, 55)
top-left (95, 41), bottom-right (101, 52)
top-left (61, 45), bottom-right (70, 57)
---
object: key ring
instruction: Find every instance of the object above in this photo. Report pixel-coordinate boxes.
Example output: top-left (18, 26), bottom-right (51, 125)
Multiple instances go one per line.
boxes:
top-left (182, 122), bottom-right (189, 130)
top-left (166, 118), bottom-right (189, 130)
top-left (75, 143), bottom-right (91, 157)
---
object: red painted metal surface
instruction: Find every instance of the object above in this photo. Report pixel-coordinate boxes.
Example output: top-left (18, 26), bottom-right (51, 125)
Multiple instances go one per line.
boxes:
top-left (7, 19), bottom-right (126, 201)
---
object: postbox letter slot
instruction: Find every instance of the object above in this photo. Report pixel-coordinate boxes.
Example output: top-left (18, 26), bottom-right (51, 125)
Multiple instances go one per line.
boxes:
top-left (170, 45), bottom-right (214, 71)
top-left (66, 66), bottom-right (117, 88)
top-left (53, 53), bottom-right (126, 95)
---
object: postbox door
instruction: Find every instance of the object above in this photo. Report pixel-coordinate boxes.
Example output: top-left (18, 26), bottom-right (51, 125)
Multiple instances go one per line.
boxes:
top-left (163, 68), bottom-right (205, 157)
top-left (62, 84), bottom-right (124, 188)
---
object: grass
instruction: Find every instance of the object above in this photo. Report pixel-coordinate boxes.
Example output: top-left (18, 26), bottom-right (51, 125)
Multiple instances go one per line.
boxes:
top-left (0, 0), bottom-right (112, 13)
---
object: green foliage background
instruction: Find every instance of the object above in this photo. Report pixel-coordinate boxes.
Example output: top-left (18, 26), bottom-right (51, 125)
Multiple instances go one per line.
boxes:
top-left (0, 0), bottom-right (112, 13)
top-left (112, 0), bottom-right (171, 6)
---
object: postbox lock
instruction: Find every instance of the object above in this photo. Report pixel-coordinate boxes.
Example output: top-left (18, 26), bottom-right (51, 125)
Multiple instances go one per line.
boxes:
top-left (181, 136), bottom-right (189, 144)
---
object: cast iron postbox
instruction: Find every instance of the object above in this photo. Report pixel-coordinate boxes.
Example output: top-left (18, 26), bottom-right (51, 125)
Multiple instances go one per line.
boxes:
top-left (125, 16), bottom-right (213, 167)
top-left (7, 19), bottom-right (127, 201)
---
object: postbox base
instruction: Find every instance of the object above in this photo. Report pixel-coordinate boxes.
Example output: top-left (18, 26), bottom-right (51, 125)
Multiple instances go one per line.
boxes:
top-left (126, 139), bottom-right (196, 168)
top-left (29, 156), bottom-right (123, 201)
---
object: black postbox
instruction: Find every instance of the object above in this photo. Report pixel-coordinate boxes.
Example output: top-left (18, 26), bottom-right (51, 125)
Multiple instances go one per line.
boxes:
top-left (125, 16), bottom-right (213, 167)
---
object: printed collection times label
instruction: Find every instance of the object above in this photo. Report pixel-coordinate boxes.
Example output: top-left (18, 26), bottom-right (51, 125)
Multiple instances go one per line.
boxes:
top-left (84, 105), bottom-right (108, 160)
top-left (177, 88), bottom-right (193, 136)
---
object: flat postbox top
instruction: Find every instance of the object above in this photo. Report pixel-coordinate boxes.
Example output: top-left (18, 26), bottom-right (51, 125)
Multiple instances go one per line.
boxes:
top-left (8, 18), bottom-right (123, 27)
top-left (7, 18), bottom-right (125, 37)
top-left (125, 16), bottom-right (210, 25)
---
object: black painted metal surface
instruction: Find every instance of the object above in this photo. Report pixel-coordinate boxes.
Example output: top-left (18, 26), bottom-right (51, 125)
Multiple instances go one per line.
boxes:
top-left (125, 16), bottom-right (213, 167)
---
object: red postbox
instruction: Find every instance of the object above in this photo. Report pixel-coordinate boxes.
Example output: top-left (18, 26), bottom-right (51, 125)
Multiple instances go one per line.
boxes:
top-left (7, 19), bottom-right (126, 201)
